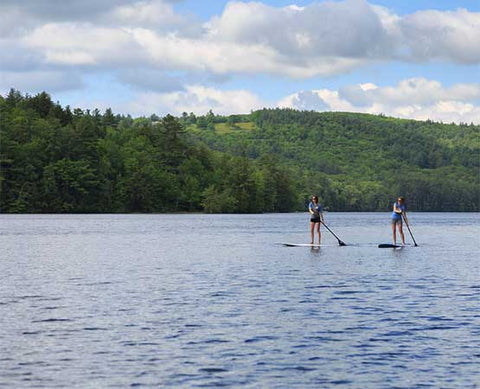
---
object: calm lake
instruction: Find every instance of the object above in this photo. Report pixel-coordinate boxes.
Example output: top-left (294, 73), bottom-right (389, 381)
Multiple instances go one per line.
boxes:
top-left (1, 213), bottom-right (479, 388)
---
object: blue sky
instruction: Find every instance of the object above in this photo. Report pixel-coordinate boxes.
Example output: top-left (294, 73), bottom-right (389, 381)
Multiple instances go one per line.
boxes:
top-left (1, 0), bottom-right (479, 123)
top-left (176, 0), bottom-right (480, 18)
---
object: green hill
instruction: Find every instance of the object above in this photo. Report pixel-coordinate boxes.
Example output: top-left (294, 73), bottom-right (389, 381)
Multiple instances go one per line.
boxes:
top-left (1, 90), bottom-right (478, 213)
top-left (187, 109), bottom-right (479, 211)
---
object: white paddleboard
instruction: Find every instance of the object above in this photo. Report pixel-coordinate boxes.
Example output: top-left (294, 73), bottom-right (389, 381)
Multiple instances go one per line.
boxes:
top-left (282, 243), bottom-right (324, 247)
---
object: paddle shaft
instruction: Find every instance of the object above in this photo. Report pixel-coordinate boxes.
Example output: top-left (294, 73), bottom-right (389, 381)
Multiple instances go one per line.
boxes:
top-left (402, 213), bottom-right (418, 246)
top-left (320, 220), bottom-right (347, 246)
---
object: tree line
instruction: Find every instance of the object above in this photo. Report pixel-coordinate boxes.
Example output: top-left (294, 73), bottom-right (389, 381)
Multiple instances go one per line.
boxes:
top-left (1, 90), bottom-right (478, 213)
top-left (0, 90), bottom-right (295, 213)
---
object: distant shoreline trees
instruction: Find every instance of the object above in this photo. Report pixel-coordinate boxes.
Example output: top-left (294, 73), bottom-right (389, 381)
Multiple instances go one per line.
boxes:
top-left (1, 90), bottom-right (479, 213)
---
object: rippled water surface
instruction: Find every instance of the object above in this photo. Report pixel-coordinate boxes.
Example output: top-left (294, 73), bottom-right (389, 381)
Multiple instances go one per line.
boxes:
top-left (1, 213), bottom-right (479, 388)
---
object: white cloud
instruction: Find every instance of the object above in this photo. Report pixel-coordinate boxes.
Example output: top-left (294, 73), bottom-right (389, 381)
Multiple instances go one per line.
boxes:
top-left (1, 0), bottom-right (479, 124)
top-left (208, 0), bottom-right (392, 59)
top-left (278, 78), bottom-right (480, 124)
top-left (361, 78), bottom-right (480, 106)
top-left (110, 0), bottom-right (184, 28)
top-left (126, 85), bottom-right (265, 116)
top-left (400, 8), bottom-right (480, 63)
top-left (8, 0), bottom-right (479, 84)
top-left (277, 90), bottom-right (329, 111)
top-left (207, 1), bottom-right (480, 69)
top-left (129, 27), bottom-right (364, 77)
top-left (2, 0), bottom-right (479, 90)
top-left (110, 77), bottom-right (480, 123)
top-left (60, 78), bottom-right (480, 124)
top-left (23, 23), bottom-right (146, 67)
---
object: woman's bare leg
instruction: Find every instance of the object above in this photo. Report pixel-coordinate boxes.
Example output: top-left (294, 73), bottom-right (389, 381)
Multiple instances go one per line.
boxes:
top-left (398, 223), bottom-right (405, 245)
top-left (392, 222), bottom-right (397, 245)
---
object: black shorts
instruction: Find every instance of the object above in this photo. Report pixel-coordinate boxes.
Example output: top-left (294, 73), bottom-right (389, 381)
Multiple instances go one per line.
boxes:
top-left (310, 218), bottom-right (321, 223)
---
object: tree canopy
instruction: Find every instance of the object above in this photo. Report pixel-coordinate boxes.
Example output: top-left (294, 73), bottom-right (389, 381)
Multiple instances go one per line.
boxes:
top-left (1, 90), bottom-right (478, 213)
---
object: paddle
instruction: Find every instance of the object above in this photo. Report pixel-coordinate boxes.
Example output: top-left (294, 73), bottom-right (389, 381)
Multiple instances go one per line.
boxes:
top-left (402, 213), bottom-right (418, 247)
top-left (320, 220), bottom-right (347, 246)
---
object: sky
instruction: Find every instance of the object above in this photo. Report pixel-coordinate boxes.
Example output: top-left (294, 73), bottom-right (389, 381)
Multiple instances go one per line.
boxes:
top-left (1, 0), bottom-right (480, 123)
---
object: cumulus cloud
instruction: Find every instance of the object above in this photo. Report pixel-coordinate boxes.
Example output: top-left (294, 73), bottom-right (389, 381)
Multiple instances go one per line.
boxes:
top-left (277, 90), bottom-right (329, 111)
top-left (205, 0), bottom-right (480, 72)
top-left (108, 77), bottom-right (480, 123)
top-left (341, 78), bottom-right (480, 106)
top-left (3, 0), bottom-right (479, 83)
top-left (23, 23), bottom-right (147, 67)
top-left (126, 85), bottom-right (265, 116)
top-left (1, 0), bottom-right (480, 124)
top-left (128, 27), bottom-right (363, 77)
top-left (208, 0), bottom-right (392, 58)
top-left (109, 0), bottom-right (185, 29)
top-left (400, 8), bottom-right (480, 63)
top-left (280, 78), bottom-right (480, 123)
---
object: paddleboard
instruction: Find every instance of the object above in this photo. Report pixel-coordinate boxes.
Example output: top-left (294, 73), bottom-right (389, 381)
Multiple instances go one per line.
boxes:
top-left (378, 243), bottom-right (403, 248)
top-left (282, 243), bottom-right (324, 247)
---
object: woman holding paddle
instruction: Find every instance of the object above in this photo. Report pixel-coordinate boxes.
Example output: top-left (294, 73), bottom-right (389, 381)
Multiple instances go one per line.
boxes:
top-left (309, 195), bottom-right (324, 245)
top-left (392, 196), bottom-right (408, 246)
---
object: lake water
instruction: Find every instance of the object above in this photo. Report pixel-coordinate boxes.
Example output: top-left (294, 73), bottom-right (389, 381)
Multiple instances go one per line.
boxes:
top-left (1, 213), bottom-right (479, 388)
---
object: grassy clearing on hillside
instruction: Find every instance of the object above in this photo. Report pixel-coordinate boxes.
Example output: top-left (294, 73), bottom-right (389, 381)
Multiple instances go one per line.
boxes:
top-left (215, 122), bottom-right (255, 134)
top-left (185, 122), bottom-right (255, 134)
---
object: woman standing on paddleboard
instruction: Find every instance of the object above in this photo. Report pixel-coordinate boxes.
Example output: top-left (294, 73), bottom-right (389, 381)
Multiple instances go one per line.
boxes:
top-left (392, 196), bottom-right (408, 246)
top-left (309, 195), bottom-right (324, 245)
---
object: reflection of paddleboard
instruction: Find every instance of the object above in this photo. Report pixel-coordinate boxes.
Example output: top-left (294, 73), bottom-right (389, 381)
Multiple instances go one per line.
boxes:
top-left (282, 243), bottom-right (324, 247)
top-left (378, 243), bottom-right (403, 248)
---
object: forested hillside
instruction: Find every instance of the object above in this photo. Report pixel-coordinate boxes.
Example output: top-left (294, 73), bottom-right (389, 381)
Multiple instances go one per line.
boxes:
top-left (1, 90), bottom-right (478, 213)
top-left (187, 109), bottom-right (479, 211)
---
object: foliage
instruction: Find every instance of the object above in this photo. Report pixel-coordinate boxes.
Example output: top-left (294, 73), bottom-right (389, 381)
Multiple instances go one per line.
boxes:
top-left (1, 90), bottom-right (478, 213)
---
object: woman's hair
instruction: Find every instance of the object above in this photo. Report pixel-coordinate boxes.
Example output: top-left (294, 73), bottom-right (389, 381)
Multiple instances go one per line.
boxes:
top-left (397, 196), bottom-right (405, 203)
top-left (312, 195), bottom-right (318, 202)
